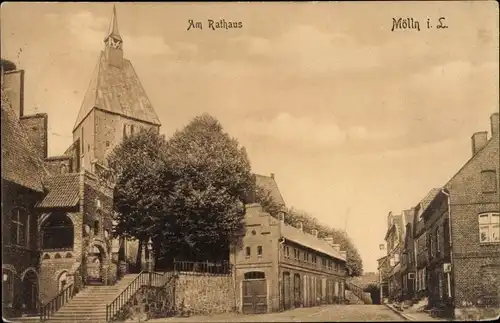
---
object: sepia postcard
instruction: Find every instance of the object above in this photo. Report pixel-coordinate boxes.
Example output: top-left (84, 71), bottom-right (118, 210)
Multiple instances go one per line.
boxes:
top-left (1, 1), bottom-right (499, 322)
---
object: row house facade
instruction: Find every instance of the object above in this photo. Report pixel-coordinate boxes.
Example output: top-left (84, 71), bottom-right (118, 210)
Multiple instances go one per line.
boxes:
top-left (393, 113), bottom-right (499, 320)
top-left (231, 174), bottom-right (347, 314)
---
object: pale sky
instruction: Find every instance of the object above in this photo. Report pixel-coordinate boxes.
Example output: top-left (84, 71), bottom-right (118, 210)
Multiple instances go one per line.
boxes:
top-left (2, 2), bottom-right (498, 273)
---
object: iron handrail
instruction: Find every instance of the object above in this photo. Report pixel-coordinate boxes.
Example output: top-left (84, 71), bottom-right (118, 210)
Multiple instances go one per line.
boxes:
top-left (105, 271), bottom-right (170, 322)
top-left (346, 281), bottom-right (371, 304)
top-left (39, 283), bottom-right (75, 321)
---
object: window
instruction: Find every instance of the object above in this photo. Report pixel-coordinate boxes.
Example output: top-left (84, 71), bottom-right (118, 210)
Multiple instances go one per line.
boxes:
top-left (41, 212), bottom-right (74, 250)
top-left (479, 213), bottom-right (500, 243)
top-left (303, 252), bottom-right (307, 262)
top-left (285, 246), bottom-right (290, 258)
top-left (481, 170), bottom-right (497, 193)
top-left (394, 253), bottom-right (400, 263)
top-left (322, 258), bottom-right (327, 267)
top-left (123, 124), bottom-right (127, 139)
top-left (244, 271), bottom-right (265, 280)
top-left (257, 246), bottom-right (262, 257)
top-left (94, 220), bottom-right (100, 235)
top-left (436, 227), bottom-right (441, 255)
top-left (130, 125), bottom-right (135, 135)
top-left (11, 208), bottom-right (28, 246)
top-left (245, 246), bottom-right (251, 258)
top-left (312, 255), bottom-right (317, 264)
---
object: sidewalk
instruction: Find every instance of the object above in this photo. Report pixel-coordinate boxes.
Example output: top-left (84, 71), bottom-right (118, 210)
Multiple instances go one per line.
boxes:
top-left (384, 303), bottom-right (450, 321)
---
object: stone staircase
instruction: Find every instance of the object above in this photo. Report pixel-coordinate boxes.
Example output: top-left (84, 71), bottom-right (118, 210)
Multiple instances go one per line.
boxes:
top-left (45, 274), bottom-right (139, 322)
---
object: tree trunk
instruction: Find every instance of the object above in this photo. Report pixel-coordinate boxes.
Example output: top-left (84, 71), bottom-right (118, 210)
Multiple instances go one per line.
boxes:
top-left (135, 239), bottom-right (143, 272)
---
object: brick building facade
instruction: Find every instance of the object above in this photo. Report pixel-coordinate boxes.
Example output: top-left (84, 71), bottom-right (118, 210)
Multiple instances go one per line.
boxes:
top-left (387, 113), bottom-right (499, 320)
top-left (231, 175), bottom-right (347, 314)
top-left (2, 6), bottom-right (162, 319)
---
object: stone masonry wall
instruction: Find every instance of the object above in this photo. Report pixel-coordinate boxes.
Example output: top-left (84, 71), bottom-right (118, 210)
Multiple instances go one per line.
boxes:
top-left (175, 273), bottom-right (236, 315)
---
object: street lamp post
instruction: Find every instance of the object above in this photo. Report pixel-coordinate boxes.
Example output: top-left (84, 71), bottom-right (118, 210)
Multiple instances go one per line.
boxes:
top-left (147, 237), bottom-right (153, 287)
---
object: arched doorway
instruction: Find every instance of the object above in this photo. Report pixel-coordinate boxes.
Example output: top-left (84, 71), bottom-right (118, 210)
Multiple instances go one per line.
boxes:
top-left (87, 244), bottom-right (105, 285)
top-left (22, 270), bottom-right (38, 314)
top-left (242, 271), bottom-right (267, 314)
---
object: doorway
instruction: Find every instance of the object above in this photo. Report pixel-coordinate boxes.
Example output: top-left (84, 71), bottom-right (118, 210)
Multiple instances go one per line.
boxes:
top-left (242, 271), bottom-right (267, 314)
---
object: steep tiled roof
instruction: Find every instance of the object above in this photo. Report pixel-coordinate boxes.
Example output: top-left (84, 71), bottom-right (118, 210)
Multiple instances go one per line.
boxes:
top-left (255, 174), bottom-right (286, 206)
top-left (73, 51), bottom-right (161, 130)
top-left (281, 224), bottom-right (346, 261)
top-left (413, 188), bottom-right (441, 236)
top-left (1, 89), bottom-right (45, 192)
top-left (37, 174), bottom-right (80, 208)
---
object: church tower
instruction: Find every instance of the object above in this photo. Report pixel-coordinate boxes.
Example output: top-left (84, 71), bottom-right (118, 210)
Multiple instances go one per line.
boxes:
top-left (72, 5), bottom-right (161, 173)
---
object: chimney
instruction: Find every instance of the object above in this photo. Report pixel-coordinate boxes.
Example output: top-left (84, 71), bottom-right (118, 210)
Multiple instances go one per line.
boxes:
top-left (311, 229), bottom-right (318, 237)
top-left (270, 173), bottom-right (275, 179)
top-left (20, 113), bottom-right (48, 160)
top-left (491, 113), bottom-right (499, 137)
top-left (297, 221), bottom-right (303, 231)
top-left (471, 131), bottom-right (488, 156)
top-left (331, 244), bottom-right (341, 252)
top-left (278, 208), bottom-right (286, 224)
top-left (324, 237), bottom-right (334, 245)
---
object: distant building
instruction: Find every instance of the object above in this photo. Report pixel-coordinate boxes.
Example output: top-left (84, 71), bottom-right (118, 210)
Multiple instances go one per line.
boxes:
top-left (231, 174), bottom-right (347, 314)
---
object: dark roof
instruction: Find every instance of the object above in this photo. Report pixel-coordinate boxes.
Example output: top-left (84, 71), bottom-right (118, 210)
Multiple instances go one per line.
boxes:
top-left (255, 174), bottom-right (286, 206)
top-left (73, 51), bottom-right (161, 130)
top-left (413, 188), bottom-right (442, 236)
top-left (1, 89), bottom-right (45, 192)
top-left (281, 224), bottom-right (346, 261)
top-left (36, 174), bottom-right (80, 208)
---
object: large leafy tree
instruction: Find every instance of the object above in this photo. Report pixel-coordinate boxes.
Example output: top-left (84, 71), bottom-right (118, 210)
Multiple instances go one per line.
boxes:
top-left (158, 114), bottom-right (254, 262)
top-left (256, 190), bottom-right (364, 277)
top-left (107, 128), bottom-right (170, 264)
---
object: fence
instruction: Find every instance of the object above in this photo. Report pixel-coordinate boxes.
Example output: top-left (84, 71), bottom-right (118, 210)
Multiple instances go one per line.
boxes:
top-left (173, 260), bottom-right (233, 275)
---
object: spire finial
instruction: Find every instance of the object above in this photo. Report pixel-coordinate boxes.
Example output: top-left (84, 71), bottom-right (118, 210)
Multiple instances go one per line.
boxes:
top-left (104, 4), bottom-right (122, 42)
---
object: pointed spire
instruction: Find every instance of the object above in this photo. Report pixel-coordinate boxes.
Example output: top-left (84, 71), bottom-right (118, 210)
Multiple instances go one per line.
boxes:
top-left (104, 4), bottom-right (122, 42)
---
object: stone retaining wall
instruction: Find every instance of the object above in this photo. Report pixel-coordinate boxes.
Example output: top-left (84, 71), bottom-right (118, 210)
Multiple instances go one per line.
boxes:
top-left (175, 273), bottom-right (236, 315)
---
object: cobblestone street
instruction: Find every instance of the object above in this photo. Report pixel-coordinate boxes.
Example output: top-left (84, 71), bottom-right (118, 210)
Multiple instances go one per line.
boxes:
top-left (149, 305), bottom-right (406, 322)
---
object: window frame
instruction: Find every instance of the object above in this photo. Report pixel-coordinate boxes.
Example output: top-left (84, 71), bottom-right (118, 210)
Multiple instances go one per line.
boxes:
top-left (245, 246), bottom-right (251, 258)
top-left (479, 212), bottom-right (500, 244)
top-left (11, 207), bottom-right (29, 247)
top-left (481, 170), bottom-right (498, 193)
top-left (257, 245), bottom-right (263, 258)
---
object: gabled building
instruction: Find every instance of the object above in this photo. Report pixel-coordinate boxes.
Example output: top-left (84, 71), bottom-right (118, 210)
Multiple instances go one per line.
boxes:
top-left (71, 5), bottom-right (161, 173)
top-left (232, 174), bottom-right (347, 314)
top-left (383, 211), bottom-right (405, 301)
top-left (2, 5), bottom-right (162, 318)
top-left (441, 113), bottom-right (499, 320)
top-left (412, 188), bottom-right (441, 300)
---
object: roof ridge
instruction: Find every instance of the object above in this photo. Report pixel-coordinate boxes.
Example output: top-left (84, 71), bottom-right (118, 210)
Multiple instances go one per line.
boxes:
top-left (73, 53), bottom-right (102, 131)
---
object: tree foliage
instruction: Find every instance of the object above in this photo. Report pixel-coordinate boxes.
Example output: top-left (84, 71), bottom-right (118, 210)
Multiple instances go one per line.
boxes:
top-left (109, 114), bottom-right (254, 264)
top-left (256, 189), bottom-right (364, 277)
top-left (107, 128), bottom-right (169, 242)
top-left (158, 114), bottom-right (254, 261)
